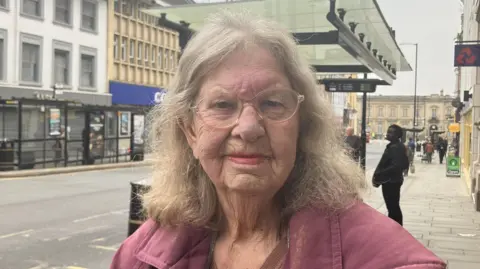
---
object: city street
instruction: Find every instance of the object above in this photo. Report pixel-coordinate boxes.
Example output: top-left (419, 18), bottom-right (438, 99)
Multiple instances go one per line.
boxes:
top-left (0, 167), bottom-right (152, 269)
top-left (2, 141), bottom-right (478, 269)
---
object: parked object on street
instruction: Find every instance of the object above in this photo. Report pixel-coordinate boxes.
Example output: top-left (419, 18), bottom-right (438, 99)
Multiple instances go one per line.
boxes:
top-left (128, 179), bottom-right (151, 236)
top-left (0, 140), bottom-right (15, 171)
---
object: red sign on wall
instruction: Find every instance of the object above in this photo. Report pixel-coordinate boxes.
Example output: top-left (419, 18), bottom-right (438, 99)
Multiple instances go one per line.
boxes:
top-left (454, 44), bottom-right (480, 66)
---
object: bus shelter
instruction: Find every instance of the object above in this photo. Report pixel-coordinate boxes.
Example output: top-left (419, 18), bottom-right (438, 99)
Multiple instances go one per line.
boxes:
top-left (0, 98), bottom-right (148, 171)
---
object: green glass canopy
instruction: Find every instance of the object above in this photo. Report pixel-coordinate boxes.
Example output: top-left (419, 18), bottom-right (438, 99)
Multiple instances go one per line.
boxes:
top-left (144, 0), bottom-right (412, 85)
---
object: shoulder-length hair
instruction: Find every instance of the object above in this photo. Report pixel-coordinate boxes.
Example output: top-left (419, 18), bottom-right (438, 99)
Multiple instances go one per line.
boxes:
top-left (143, 10), bottom-right (365, 228)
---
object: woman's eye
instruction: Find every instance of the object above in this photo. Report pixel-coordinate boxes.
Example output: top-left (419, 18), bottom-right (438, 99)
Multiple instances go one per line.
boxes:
top-left (263, 100), bottom-right (283, 107)
top-left (212, 101), bottom-right (235, 109)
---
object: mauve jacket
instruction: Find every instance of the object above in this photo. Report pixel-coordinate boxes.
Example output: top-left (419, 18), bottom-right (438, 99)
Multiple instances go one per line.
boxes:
top-left (110, 201), bottom-right (446, 269)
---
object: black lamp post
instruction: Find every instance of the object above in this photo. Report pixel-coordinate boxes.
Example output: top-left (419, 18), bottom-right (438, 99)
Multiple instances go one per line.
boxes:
top-left (400, 43), bottom-right (419, 144)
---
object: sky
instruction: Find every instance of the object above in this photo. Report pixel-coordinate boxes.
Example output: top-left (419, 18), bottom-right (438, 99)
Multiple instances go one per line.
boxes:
top-left (193, 0), bottom-right (463, 96)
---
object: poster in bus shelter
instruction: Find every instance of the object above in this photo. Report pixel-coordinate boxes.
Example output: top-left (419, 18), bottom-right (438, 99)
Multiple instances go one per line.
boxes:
top-left (49, 108), bottom-right (61, 136)
top-left (89, 111), bottom-right (105, 159)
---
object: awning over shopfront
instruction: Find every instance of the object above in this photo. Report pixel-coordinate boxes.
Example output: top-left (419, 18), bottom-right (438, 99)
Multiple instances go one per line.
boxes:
top-left (144, 0), bottom-right (411, 85)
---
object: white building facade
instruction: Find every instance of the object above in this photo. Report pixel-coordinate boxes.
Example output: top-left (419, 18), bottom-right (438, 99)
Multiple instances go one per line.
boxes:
top-left (458, 0), bottom-right (480, 206)
top-left (0, 0), bottom-right (110, 106)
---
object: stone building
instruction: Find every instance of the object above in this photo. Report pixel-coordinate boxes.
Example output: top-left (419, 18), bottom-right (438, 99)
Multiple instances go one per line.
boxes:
top-left (357, 90), bottom-right (455, 140)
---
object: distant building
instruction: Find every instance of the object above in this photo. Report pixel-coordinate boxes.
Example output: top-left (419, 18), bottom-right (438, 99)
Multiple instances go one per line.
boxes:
top-left (357, 90), bottom-right (455, 140)
top-left (0, 0), bottom-right (109, 105)
top-left (0, 0), bottom-right (109, 143)
top-left (107, 0), bottom-right (182, 107)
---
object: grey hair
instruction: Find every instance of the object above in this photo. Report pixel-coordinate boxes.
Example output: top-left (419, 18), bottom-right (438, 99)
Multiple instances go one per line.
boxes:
top-left (143, 10), bottom-right (366, 228)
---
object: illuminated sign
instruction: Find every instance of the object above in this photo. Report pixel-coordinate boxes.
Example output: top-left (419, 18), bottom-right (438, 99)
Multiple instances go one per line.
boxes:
top-left (454, 44), bottom-right (480, 67)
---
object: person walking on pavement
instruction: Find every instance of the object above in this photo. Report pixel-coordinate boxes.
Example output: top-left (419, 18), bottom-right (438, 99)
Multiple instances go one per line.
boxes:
top-left (425, 140), bottom-right (434, 164)
top-left (344, 127), bottom-right (361, 164)
top-left (404, 137), bottom-right (415, 176)
top-left (373, 124), bottom-right (409, 226)
top-left (437, 137), bottom-right (447, 164)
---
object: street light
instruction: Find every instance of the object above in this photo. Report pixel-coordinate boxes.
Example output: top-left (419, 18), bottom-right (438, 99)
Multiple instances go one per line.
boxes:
top-left (400, 42), bottom-right (419, 144)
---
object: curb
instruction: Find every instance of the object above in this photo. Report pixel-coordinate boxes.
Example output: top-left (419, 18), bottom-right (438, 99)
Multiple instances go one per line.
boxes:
top-left (0, 160), bottom-right (154, 179)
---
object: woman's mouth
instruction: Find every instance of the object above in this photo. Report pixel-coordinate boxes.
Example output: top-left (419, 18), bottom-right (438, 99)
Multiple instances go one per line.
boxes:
top-left (227, 154), bottom-right (268, 165)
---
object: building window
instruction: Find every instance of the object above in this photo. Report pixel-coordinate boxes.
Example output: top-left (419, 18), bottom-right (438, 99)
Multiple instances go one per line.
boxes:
top-left (151, 46), bottom-right (156, 68)
top-left (79, 46), bottom-right (97, 89)
top-left (129, 40), bottom-right (135, 63)
top-left (22, 0), bottom-right (43, 18)
top-left (54, 0), bottom-right (71, 25)
top-left (114, 0), bottom-right (120, 13)
top-left (121, 37), bottom-right (127, 61)
top-left (447, 107), bottom-right (452, 117)
top-left (403, 108), bottom-right (408, 117)
top-left (121, 0), bottom-right (131, 16)
top-left (158, 48), bottom-right (163, 69)
top-left (431, 107), bottom-right (437, 118)
top-left (53, 50), bottom-right (69, 85)
top-left (164, 49), bottom-right (169, 70)
top-left (170, 51), bottom-right (175, 70)
top-left (52, 40), bottom-right (72, 86)
top-left (415, 108), bottom-right (420, 117)
top-left (377, 123), bottom-right (383, 134)
top-left (137, 42), bottom-right (143, 65)
top-left (377, 107), bottom-right (383, 117)
top-left (0, 29), bottom-right (6, 81)
top-left (20, 34), bottom-right (43, 84)
top-left (389, 107), bottom-right (396, 117)
top-left (0, 0), bottom-right (8, 9)
top-left (113, 35), bottom-right (119, 60)
top-left (81, 0), bottom-right (97, 32)
top-left (145, 44), bottom-right (150, 66)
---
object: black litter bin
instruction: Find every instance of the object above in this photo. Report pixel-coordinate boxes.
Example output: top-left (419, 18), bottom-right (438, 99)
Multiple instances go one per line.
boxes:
top-left (128, 179), bottom-right (151, 236)
top-left (130, 147), bottom-right (144, 162)
top-left (0, 141), bottom-right (15, 171)
top-left (17, 151), bottom-right (35, 170)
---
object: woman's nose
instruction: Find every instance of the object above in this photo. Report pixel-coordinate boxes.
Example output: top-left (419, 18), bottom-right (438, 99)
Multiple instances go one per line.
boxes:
top-left (231, 105), bottom-right (265, 142)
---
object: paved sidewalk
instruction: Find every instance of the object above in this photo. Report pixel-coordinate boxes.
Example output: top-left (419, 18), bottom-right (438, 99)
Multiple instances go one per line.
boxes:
top-left (364, 156), bottom-right (480, 269)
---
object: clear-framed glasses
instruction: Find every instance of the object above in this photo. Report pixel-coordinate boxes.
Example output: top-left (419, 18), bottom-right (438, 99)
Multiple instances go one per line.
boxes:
top-left (191, 88), bottom-right (305, 129)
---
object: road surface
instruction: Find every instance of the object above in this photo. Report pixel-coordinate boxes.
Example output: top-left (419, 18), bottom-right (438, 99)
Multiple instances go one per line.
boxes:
top-left (0, 142), bottom-right (386, 269)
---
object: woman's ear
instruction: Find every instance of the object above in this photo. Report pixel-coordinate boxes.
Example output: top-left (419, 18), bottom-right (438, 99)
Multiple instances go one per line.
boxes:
top-left (179, 120), bottom-right (199, 159)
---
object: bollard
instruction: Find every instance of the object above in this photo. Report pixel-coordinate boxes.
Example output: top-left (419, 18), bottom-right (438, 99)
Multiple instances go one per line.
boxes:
top-left (0, 141), bottom-right (15, 171)
top-left (127, 179), bottom-right (151, 237)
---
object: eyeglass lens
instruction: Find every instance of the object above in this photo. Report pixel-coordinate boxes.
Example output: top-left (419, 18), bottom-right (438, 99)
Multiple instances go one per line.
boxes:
top-left (195, 89), bottom-right (301, 128)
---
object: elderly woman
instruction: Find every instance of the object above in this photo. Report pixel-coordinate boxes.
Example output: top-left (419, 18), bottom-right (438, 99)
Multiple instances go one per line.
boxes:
top-left (111, 11), bottom-right (445, 269)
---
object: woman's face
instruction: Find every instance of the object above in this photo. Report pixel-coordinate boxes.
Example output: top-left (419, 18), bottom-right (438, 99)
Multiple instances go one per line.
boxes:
top-left (182, 48), bottom-right (300, 195)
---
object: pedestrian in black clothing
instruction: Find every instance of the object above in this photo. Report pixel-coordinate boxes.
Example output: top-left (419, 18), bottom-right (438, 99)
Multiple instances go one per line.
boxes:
top-left (437, 137), bottom-right (448, 164)
top-left (373, 124), bottom-right (409, 226)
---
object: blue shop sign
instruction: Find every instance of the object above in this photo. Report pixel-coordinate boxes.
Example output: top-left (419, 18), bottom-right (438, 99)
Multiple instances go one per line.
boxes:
top-left (110, 81), bottom-right (166, 106)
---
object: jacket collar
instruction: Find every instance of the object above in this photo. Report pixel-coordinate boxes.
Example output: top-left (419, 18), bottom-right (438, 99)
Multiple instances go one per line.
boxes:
top-left (134, 220), bottom-right (212, 269)
top-left (133, 203), bottom-right (356, 269)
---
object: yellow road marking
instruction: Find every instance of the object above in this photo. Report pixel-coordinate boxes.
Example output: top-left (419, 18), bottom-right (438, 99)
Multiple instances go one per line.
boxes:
top-left (91, 237), bottom-right (105, 242)
top-left (0, 229), bottom-right (34, 239)
top-left (89, 244), bottom-right (118, 252)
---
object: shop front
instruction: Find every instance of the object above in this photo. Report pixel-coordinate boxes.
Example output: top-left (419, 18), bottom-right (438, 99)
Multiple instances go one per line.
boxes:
top-left (110, 81), bottom-right (167, 159)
